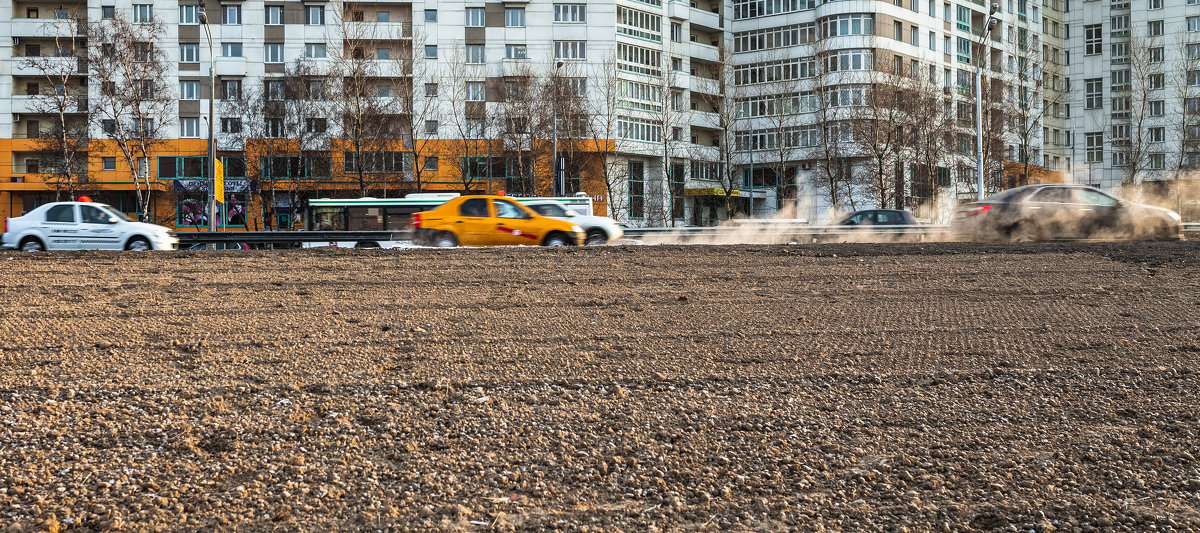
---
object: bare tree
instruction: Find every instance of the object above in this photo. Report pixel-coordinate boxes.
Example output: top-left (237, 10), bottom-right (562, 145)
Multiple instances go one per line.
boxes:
top-left (904, 73), bottom-right (956, 219)
top-left (1005, 24), bottom-right (1066, 188)
top-left (22, 11), bottom-right (90, 201)
top-left (1169, 36), bottom-right (1200, 212)
top-left (498, 65), bottom-right (541, 196)
top-left (88, 12), bottom-right (173, 221)
top-left (393, 26), bottom-right (438, 193)
top-left (1108, 34), bottom-right (1163, 196)
top-left (440, 45), bottom-right (493, 193)
top-left (808, 42), bottom-right (857, 213)
top-left (649, 58), bottom-right (685, 226)
top-left (583, 55), bottom-right (629, 220)
top-left (692, 44), bottom-right (745, 219)
top-left (850, 48), bottom-right (908, 209)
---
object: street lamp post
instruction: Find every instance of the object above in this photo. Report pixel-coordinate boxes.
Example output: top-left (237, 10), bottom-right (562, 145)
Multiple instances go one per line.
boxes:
top-left (199, 2), bottom-right (217, 237)
top-left (975, 3), bottom-right (1001, 201)
top-left (551, 61), bottom-right (563, 196)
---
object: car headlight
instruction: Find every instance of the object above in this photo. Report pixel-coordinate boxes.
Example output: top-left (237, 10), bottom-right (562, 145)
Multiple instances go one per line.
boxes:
top-left (1169, 211), bottom-right (1182, 221)
top-left (571, 225), bottom-right (583, 233)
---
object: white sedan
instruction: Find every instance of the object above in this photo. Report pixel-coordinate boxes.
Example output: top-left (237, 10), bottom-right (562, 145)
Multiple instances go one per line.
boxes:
top-left (2, 202), bottom-right (178, 251)
top-left (523, 200), bottom-right (624, 245)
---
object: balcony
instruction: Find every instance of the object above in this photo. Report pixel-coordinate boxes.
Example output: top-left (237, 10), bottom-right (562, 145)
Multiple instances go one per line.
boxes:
top-left (689, 5), bottom-right (722, 30)
top-left (214, 57), bottom-right (249, 76)
top-left (688, 41), bottom-right (719, 63)
top-left (10, 18), bottom-right (86, 38)
top-left (8, 56), bottom-right (86, 77)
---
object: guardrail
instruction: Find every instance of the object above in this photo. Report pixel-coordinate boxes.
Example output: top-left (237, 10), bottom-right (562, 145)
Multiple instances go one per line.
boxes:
top-left (176, 222), bottom-right (1200, 247)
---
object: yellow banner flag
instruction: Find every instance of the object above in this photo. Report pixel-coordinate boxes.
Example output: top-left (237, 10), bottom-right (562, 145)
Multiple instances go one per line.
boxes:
top-left (214, 158), bottom-right (225, 205)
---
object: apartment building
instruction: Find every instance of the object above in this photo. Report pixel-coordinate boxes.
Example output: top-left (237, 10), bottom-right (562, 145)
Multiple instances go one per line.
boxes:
top-left (1065, 0), bottom-right (1200, 195)
top-left (0, 0), bottom-right (1064, 229)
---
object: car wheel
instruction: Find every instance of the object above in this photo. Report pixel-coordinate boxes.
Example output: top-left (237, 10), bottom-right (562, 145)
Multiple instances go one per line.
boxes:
top-left (19, 237), bottom-right (45, 252)
top-left (584, 230), bottom-right (608, 246)
top-left (355, 241), bottom-right (380, 248)
top-left (125, 237), bottom-right (152, 251)
top-left (543, 232), bottom-right (570, 247)
top-left (1011, 224), bottom-right (1039, 243)
top-left (433, 232), bottom-right (458, 248)
top-left (1152, 222), bottom-right (1175, 241)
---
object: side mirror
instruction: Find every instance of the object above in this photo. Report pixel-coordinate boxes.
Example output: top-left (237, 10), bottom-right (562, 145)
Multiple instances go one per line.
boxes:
top-left (1116, 199), bottom-right (1127, 207)
top-left (108, 216), bottom-right (120, 224)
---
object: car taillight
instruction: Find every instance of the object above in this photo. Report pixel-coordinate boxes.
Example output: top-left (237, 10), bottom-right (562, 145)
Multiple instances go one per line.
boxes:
top-left (2, 218), bottom-right (6, 234)
top-left (967, 205), bottom-right (992, 216)
top-left (412, 213), bottom-right (421, 228)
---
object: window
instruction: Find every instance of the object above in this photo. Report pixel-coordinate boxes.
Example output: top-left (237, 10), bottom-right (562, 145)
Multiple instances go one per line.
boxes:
top-left (1149, 153), bottom-right (1165, 169)
top-left (221, 117), bottom-right (242, 133)
top-left (266, 6), bottom-right (284, 25)
top-left (265, 118), bottom-right (284, 137)
top-left (102, 120), bottom-right (116, 134)
top-left (956, 5), bottom-right (971, 31)
top-left (1084, 78), bottom-right (1102, 109)
top-left (265, 43), bottom-right (284, 63)
top-left (1150, 47), bottom-right (1164, 63)
top-left (223, 79), bottom-right (242, 100)
top-left (306, 118), bottom-right (327, 133)
top-left (376, 48), bottom-right (389, 60)
top-left (466, 81), bottom-right (485, 101)
top-left (1148, 20), bottom-right (1163, 36)
top-left (102, 6), bottom-right (115, 19)
top-left (425, 9), bottom-right (437, 22)
top-left (1191, 17), bottom-right (1200, 32)
top-left (223, 5), bottom-right (240, 24)
top-left (425, 83), bottom-right (438, 97)
top-left (554, 4), bottom-right (587, 23)
top-left (133, 4), bottom-right (153, 23)
top-left (1149, 127), bottom-right (1165, 143)
top-left (506, 8), bottom-right (525, 27)
top-left (266, 80), bottom-right (285, 101)
top-left (305, 43), bottom-right (327, 58)
top-left (620, 6), bottom-right (665, 42)
top-left (1149, 100), bottom-right (1165, 116)
top-left (102, 157), bottom-right (116, 171)
top-left (672, 22), bottom-right (682, 42)
top-left (555, 41), bottom-right (587, 60)
top-left (1111, 15), bottom-right (1129, 36)
top-left (911, 27), bottom-right (919, 46)
top-left (425, 157), bottom-right (438, 171)
top-left (180, 81), bottom-right (199, 100)
top-left (179, 5), bottom-right (198, 25)
top-left (1149, 0), bottom-right (1163, 7)
top-left (466, 7), bottom-right (485, 27)
top-left (425, 120), bottom-right (439, 135)
top-left (506, 44), bottom-right (528, 59)
top-left (821, 14), bottom-right (874, 37)
top-left (1149, 74), bottom-right (1164, 90)
top-left (180, 117), bottom-right (200, 138)
top-left (1085, 132), bottom-right (1103, 162)
top-left (628, 161), bottom-right (644, 219)
top-left (894, 21), bottom-right (903, 40)
top-left (929, 31), bottom-right (936, 50)
top-left (377, 85), bottom-right (391, 97)
top-left (46, 205), bottom-right (76, 223)
top-left (222, 43), bottom-right (243, 57)
top-left (1084, 24), bottom-right (1101, 55)
top-left (425, 46), bottom-right (438, 59)
top-left (180, 43), bottom-right (200, 63)
top-left (305, 6), bottom-right (325, 25)
top-left (466, 45), bottom-right (485, 64)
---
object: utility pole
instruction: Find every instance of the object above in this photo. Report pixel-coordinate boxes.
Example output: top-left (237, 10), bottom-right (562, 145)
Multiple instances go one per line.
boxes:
top-left (975, 3), bottom-right (1001, 201)
top-left (199, 1), bottom-right (217, 241)
top-left (551, 61), bottom-right (563, 196)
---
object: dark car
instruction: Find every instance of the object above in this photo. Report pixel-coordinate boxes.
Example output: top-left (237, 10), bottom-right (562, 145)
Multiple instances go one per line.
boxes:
top-left (952, 185), bottom-right (1183, 242)
top-left (836, 209), bottom-right (920, 226)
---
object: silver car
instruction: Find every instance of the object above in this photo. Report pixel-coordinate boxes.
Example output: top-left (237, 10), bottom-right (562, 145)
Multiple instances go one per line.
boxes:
top-left (523, 201), bottom-right (624, 245)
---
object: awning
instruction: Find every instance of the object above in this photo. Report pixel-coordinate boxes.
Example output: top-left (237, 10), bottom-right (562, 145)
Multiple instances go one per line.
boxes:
top-left (685, 188), bottom-right (739, 197)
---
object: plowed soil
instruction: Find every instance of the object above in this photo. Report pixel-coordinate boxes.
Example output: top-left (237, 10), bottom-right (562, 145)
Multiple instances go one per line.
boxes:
top-left (1, 242), bottom-right (1199, 532)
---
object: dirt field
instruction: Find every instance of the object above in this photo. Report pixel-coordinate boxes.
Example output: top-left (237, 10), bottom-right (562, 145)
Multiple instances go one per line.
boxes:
top-left (1, 243), bottom-right (1198, 532)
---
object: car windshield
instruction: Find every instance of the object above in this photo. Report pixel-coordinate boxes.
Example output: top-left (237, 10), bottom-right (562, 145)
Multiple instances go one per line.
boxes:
top-left (98, 205), bottom-right (133, 222)
top-left (531, 204), bottom-right (568, 217)
top-left (984, 187), bottom-right (1035, 203)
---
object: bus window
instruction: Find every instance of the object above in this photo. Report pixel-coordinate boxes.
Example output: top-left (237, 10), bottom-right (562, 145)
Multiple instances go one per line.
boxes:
top-left (311, 207), bottom-right (345, 230)
top-left (384, 208), bottom-right (414, 230)
top-left (348, 207), bottom-right (384, 230)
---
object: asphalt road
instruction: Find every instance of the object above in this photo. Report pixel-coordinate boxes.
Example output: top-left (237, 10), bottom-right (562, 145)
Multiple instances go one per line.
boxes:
top-left (0, 242), bottom-right (1198, 531)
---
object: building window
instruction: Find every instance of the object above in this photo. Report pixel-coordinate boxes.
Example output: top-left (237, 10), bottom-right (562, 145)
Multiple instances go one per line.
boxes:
top-left (1149, 127), bottom-right (1165, 143)
top-left (102, 6), bottom-right (115, 19)
top-left (671, 22), bottom-right (682, 42)
top-left (1149, 100), bottom-right (1165, 116)
top-left (266, 80), bottom-right (285, 101)
top-left (466, 7), bottom-right (485, 27)
top-left (223, 5), bottom-right (240, 24)
top-left (223, 79), bottom-right (242, 100)
top-left (425, 9), bottom-right (437, 22)
top-left (1149, 47), bottom-right (1164, 62)
top-left (222, 43), bottom-right (243, 57)
top-left (305, 6), bottom-right (325, 25)
top-left (425, 157), bottom-right (439, 171)
top-left (1084, 24), bottom-right (1101, 54)
top-left (425, 46), bottom-right (438, 59)
top-left (102, 157), bottom-right (116, 170)
top-left (221, 117), bottom-right (242, 133)
top-left (265, 118), bottom-right (284, 138)
top-left (554, 41), bottom-right (587, 60)
top-left (1085, 132), bottom-right (1103, 162)
top-left (180, 43), bottom-right (200, 63)
top-left (628, 160), bottom-right (644, 219)
top-left (180, 81), bottom-right (199, 100)
top-left (506, 44), bottom-right (528, 59)
top-left (554, 4), bottom-right (587, 23)
top-left (466, 81), bottom-right (485, 101)
top-left (180, 117), bottom-right (200, 138)
top-left (425, 120), bottom-right (439, 135)
top-left (505, 8), bottom-right (525, 27)
top-left (1084, 78), bottom-right (1102, 109)
top-left (1190, 17), bottom-right (1200, 32)
top-left (425, 83), bottom-right (438, 97)
top-left (376, 48), bottom-right (389, 60)
top-left (1148, 20), bottom-right (1163, 36)
top-left (305, 43), bottom-right (327, 58)
top-left (377, 85), bottom-right (390, 98)
top-left (266, 6), bottom-right (284, 25)
top-left (265, 43), bottom-right (284, 63)
top-left (466, 44), bottom-right (485, 64)
top-left (179, 5), bottom-right (198, 25)
top-left (1149, 73), bottom-right (1164, 90)
top-left (133, 4), bottom-right (154, 23)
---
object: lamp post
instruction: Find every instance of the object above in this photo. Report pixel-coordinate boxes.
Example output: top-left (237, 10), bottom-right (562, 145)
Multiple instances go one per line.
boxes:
top-left (551, 60), bottom-right (563, 196)
top-left (974, 3), bottom-right (1001, 201)
top-left (199, 1), bottom-right (217, 236)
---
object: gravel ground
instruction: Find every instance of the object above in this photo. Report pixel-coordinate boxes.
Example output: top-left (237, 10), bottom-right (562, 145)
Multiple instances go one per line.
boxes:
top-left (1, 242), bottom-right (1199, 532)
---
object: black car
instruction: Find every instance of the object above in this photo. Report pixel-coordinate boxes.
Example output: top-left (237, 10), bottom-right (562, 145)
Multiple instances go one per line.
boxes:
top-left (952, 185), bottom-right (1183, 242)
top-left (836, 209), bottom-right (920, 226)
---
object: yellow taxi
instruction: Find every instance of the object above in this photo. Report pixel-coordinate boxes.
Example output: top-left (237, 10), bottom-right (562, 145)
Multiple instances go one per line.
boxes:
top-left (411, 195), bottom-right (585, 247)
